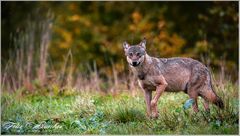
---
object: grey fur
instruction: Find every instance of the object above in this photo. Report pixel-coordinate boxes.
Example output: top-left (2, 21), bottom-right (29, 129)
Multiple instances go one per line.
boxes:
top-left (123, 39), bottom-right (224, 118)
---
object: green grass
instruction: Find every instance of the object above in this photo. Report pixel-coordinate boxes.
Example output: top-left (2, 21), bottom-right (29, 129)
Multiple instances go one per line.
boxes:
top-left (1, 82), bottom-right (239, 134)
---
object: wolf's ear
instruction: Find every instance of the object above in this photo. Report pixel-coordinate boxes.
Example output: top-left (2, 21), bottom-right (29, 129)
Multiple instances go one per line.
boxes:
top-left (139, 38), bottom-right (146, 49)
top-left (123, 41), bottom-right (130, 52)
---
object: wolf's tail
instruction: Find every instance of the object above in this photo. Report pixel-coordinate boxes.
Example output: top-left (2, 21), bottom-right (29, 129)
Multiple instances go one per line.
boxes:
top-left (203, 89), bottom-right (224, 109)
top-left (206, 70), bottom-right (224, 109)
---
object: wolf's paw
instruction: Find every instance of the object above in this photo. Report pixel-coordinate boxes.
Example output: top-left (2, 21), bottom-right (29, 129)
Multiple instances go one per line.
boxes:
top-left (151, 111), bottom-right (159, 119)
top-left (146, 112), bottom-right (151, 118)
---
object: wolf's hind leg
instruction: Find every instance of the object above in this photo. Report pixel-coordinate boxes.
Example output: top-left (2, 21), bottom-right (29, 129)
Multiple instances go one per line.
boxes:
top-left (187, 84), bottom-right (200, 112)
top-left (203, 99), bottom-right (210, 112)
top-left (188, 92), bottom-right (199, 112)
top-left (188, 64), bottom-right (210, 112)
top-left (199, 92), bottom-right (210, 112)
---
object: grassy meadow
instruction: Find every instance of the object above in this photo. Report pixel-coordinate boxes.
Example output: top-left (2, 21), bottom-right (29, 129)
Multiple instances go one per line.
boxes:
top-left (1, 80), bottom-right (239, 134)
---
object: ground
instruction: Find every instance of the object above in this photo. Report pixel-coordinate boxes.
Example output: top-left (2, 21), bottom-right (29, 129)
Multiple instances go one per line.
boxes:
top-left (1, 82), bottom-right (239, 134)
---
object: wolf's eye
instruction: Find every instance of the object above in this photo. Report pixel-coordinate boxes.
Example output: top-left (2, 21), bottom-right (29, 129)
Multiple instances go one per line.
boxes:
top-left (136, 52), bottom-right (140, 56)
top-left (129, 52), bottom-right (133, 57)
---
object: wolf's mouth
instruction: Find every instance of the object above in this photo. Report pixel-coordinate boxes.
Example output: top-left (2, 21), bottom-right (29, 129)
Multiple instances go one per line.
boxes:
top-left (131, 61), bottom-right (140, 67)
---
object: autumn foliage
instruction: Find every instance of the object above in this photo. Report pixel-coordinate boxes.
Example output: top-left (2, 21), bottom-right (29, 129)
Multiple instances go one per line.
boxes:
top-left (1, 1), bottom-right (238, 92)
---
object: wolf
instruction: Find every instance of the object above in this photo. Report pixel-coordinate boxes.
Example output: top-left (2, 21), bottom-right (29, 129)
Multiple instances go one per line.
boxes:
top-left (123, 38), bottom-right (224, 118)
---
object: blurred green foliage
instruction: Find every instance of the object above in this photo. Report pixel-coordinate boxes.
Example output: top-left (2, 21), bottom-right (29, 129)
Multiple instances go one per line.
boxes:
top-left (1, 1), bottom-right (238, 79)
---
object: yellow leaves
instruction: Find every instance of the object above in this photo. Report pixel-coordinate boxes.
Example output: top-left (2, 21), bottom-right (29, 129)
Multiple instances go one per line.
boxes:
top-left (139, 21), bottom-right (154, 33)
top-left (68, 14), bottom-right (91, 27)
top-left (54, 27), bottom-right (72, 49)
top-left (195, 40), bottom-right (209, 53)
top-left (59, 43), bottom-right (69, 49)
top-left (170, 34), bottom-right (186, 50)
top-left (69, 14), bottom-right (81, 22)
top-left (61, 30), bottom-right (72, 43)
top-left (159, 31), bottom-right (186, 47)
top-left (79, 17), bottom-right (91, 27)
top-left (129, 24), bottom-right (136, 32)
top-left (157, 32), bottom-right (186, 57)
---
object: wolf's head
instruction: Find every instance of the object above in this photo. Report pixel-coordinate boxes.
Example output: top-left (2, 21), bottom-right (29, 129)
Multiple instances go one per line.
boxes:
top-left (123, 39), bottom-right (146, 67)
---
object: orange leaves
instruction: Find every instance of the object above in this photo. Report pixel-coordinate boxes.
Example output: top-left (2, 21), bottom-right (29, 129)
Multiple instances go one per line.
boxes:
top-left (170, 34), bottom-right (186, 50)
top-left (156, 31), bottom-right (186, 57)
top-left (158, 31), bottom-right (168, 40)
top-left (129, 11), bottom-right (154, 33)
top-left (158, 20), bottom-right (166, 30)
top-left (68, 3), bottom-right (78, 12)
top-left (129, 10), bottom-right (186, 58)
top-left (132, 11), bottom-right (142, 24)
top-left (129, 11), bottom-right (142, 32)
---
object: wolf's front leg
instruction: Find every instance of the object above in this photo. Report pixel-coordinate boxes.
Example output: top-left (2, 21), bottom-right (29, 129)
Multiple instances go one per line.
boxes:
top-left (143, 90), bottom-right (152, 118)
top-left (151, 76), bottom-right (168, 118)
